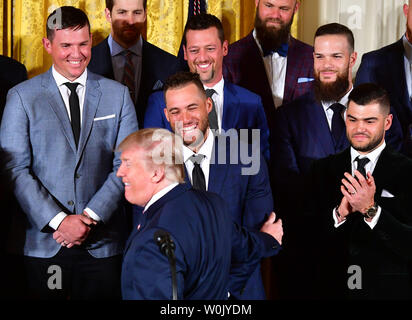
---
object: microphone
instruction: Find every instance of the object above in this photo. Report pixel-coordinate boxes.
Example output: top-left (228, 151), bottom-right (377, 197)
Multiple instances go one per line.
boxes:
top-left (154, 230), bottom-right (176, 257)
top-left (153, 229), bottom-right (178, 300)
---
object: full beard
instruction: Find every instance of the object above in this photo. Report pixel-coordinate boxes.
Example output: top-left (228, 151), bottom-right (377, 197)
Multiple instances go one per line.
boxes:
top-left (314, 72), bottom-right (350, 103)
top-left (254, 11), bottom-right (293, 50)
top-left (349, 131), bottom-right (384, 153)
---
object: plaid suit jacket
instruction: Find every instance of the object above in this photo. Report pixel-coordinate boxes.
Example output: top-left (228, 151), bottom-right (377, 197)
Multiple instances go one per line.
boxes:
top-left (223, 32), bottom-right (314, 131)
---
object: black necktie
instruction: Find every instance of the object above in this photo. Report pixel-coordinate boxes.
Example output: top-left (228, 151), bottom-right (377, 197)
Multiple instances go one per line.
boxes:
top-left (355, 156), bottom-right (370, 178)
top-left (123, 50), bottom-right (135, 101)
top-left (330, 103), bottom-right (345, 145)
top-left (189, 154), bottom-right (206, 191)
top-left (64, 82), bottom-right (81, 148)
top-left (205, 89), bottom-right (218, 131)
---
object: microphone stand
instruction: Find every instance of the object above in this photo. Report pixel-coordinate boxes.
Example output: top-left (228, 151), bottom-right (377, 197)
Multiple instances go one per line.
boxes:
top-left (154, 230), bottom-right (178, 300)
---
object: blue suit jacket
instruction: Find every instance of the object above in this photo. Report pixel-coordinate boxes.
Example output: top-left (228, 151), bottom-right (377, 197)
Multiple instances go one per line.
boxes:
top-left (143, 81), bottom-right (271, 161)
top-left (122, 183), bottom-right (278, 300)
top-left (88, 37), bottom-right (179, 125)
top-left (355, 38), bottom-right (411, 155)
top-left (0, 68), bottom-right (138, 258)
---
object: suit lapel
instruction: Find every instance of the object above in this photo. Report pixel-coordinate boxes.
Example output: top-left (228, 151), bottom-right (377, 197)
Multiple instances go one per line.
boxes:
top-left (208, 137), bottom-right (229, 195)
top-left (307, 98), bottom-right (336, 155)
top-left (221, 83), bottom-right (240, 130)
top-left (284, 37), bottom-right (301, 102)
top-left (77, 72), bottom-right (101, 161)
top-left (42, 70), bottom-right (77, 154)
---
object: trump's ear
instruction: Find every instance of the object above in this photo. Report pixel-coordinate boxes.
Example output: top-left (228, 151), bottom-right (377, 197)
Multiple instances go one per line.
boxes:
top-left (152, 166), bottom-right (165, 184)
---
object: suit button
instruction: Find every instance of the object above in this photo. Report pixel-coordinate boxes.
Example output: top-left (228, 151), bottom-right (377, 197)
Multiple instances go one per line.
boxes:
top-left (75, 173), bottom-right (81, 179)
top-left (67, 200), bottom-right (74, 206)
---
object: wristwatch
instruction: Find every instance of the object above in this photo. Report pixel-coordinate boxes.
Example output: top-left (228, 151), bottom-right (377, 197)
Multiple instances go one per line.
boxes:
top-left (365, 203), bottom-right (378, 219)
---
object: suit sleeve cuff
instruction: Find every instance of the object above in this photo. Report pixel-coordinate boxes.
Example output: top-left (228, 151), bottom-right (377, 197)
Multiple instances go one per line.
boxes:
top-left (84, 207), bottom-right (102, 222)
top-left (48, 212), bottom-right (68, 230)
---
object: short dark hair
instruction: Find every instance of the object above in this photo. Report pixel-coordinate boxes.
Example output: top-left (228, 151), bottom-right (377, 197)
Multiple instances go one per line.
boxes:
top-left (348, 83), bottom-right (390, 115)
top-left (164, 71), bottom-right (206, 100)
top-left (46, 6), bottom-right (90, 41)
top-left (314, 23), bottom-right (354, 52)
top-left (183, 13), bottom-right (225, 46)
top-left (106, 0), bottom-right (147, 12)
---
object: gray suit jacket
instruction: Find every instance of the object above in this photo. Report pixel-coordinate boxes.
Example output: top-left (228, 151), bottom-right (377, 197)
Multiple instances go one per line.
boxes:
top-left (0, 68), bottom-right (138, 258)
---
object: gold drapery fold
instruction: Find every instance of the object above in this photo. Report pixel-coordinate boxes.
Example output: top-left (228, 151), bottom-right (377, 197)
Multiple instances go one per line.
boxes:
top-left (8, 0), bottom-right (299, 78)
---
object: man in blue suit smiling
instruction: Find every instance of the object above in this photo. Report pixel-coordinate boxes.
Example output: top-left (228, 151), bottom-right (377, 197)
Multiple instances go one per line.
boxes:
top-left (144, 13), bottom-right (270, 162)
top-left (156, 71), bottom-right (275, 300)
top-left (0, 6), bottom-right (138, 299)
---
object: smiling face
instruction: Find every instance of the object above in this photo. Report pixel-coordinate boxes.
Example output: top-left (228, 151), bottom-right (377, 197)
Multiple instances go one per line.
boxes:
top-left (183, 27), bottom-right (228, 87)
top-left (116, 145), bottom-right (156, 207)
top-left (164, 83), bottom-right (212, 151)
top-left (346, 101), bottom-right (392, 154)
top-left (43, 26), bottom-right (92, 81)
top-left (105, 0), bottom-right (147, 48)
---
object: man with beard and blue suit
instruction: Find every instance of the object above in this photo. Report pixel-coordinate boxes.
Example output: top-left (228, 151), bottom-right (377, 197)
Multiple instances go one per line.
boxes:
top-left (355, 0), bottom-right (412, 157)
top-left (88, 0), bottom-right (179, 125)
top-left (0, 6), bottom-right (138, 299)
top-left (271, 23), bottom-right (403, 299)
top-left (117, 128), bottom-right (283, 300)
top-left (152, 71), bottom-right (275, 300)
top-left (144, 13), bottom-right (270, 162)
top-left (223, 0), bottom-right (314, 133)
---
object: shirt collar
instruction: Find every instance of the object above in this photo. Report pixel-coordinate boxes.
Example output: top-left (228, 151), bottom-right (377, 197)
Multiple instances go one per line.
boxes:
top-left (203, 77), bottom-right (224, 97)
top-left (183, 128), bottom-right (215, 163)
top-left (403, 34), bottom-right (412, 62)
top-left (143, 182), bottom-right (179, 213)
top-left (52, 65), bottom-right (87, 87)
top-left (350, 141), bottom-right (386, 164)
top-left (322, 86), bottom-right (353, 112)
top-left (108, 34), bottom-right (143, 57)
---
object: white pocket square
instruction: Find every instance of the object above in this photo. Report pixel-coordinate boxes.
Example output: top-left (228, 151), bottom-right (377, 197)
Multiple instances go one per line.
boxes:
top-left (381, 189), bottom-right (395, 198)
top-left (94, 114), bottom-right (116, 121)
top-left (297, 77), bottom-right (314, 83)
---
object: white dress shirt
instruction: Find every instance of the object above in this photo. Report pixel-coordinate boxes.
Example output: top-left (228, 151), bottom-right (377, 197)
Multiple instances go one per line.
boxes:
top-left (333, 142), bottom-right (386, 229)
top-left (183, 128), bottom-right (215, 190)
top-left (49, 67), bottom-right (101, 230)
top-left (144, 183), bottom-right (179, 213)
top-left (204, 78), bottom-right (225, 133)
top-left (253, 29), bottom-right (287, 108)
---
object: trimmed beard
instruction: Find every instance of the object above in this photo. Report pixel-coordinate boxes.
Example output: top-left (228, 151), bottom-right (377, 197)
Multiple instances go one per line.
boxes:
top-left (254, 11), bottom-right (293, 51)
top-left (349, 131), bottom-right (385, 153)
top-left (314, 72), bottom-right (350, 103)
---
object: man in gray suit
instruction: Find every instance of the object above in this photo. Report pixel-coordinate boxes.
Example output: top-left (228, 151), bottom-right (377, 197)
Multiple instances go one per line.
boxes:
top-left (0, 6), bottom-right (138, 299)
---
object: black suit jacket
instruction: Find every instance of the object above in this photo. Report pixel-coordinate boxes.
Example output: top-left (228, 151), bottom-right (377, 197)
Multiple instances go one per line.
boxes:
top-left (88, 37), bottom-right (179, 125)
top-left (307, 146), bottom-right (412, 299)
top-left (0, 55), bottom-right (27, 120)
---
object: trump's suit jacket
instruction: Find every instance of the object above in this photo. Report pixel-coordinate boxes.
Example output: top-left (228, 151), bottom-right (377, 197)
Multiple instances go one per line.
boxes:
top-left (223, 33), bottom-right (314, 131)
top-left (122, 183), bottom-right (279, 300)
top-left (143, 81), bottom-right (271, 161)
top-left (0, 68), bottom-right (138, 258)
top-left (88, 37), bottom-right (179, 125)
top-left (0, 55), bottom-right (27, 120)
top-left (307, 146), bottom-right (412, 299)
top-left (355, 38), bottom-right (412, 156)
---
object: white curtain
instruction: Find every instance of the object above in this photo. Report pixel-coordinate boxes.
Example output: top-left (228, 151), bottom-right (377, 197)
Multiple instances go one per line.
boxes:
top-left (298, 0), bottom-right (407, 73)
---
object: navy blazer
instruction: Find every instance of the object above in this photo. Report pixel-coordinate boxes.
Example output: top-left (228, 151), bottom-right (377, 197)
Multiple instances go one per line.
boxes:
top-left (307, 146), bottom-right (412, 299)
top-left (122, 183), bottom-right (279, 300)
top-left (88, 37), bottom-right (179, 125)
top-left (0, 55), bottom-right (27, 120)
top-left (355, 38), bottom-right (411, 156)
top-left (223, 32), bottom-right (314, 131)
top-left (143, 81), bottom-right (271, 161)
